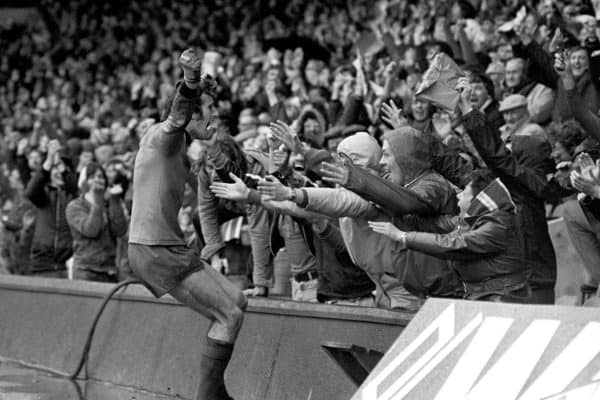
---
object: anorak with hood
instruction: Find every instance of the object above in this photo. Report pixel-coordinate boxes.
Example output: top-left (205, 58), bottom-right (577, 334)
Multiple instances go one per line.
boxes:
top-left (338, 127), bottom-right (461, 298)
top-left (298, 132), bottom-right (415, 308)
top-left (298, 132), bottom-right (459, 308)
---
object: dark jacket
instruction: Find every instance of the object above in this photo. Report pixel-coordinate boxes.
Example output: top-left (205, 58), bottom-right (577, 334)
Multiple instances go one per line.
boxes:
top-left (462, 110), bottom-right (558, 290)
top-left (416, 119), bottom-right (475, 189)
top-left (565, 88), bottom-right (600, 143)
top-left (345, 126), bottom-right (459, 216)
top-left (344, 164), bottom-right (459, 216)
top-left (66, 195), bottom-right (128, 273)
top-left (483, 100), bottom-right (505, 132)
top-left (24, 169), bottom-right (77, 272)
top-left (514, 40), bottom-right (600, 122)
top-left (405, 178), bottom-right (526, 285)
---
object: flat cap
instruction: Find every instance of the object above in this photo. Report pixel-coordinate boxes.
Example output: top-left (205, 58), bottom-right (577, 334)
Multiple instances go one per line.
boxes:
top-left (499, 94), bottom-right (528, 112)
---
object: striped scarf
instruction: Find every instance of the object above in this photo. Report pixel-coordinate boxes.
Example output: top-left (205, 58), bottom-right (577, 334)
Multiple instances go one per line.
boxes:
top-left (464, 178), bottom-right (516, 221)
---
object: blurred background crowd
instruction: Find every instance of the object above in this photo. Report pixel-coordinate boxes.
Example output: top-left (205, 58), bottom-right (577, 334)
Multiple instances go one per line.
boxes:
top-left (3, 0), bottom-right (600, 309)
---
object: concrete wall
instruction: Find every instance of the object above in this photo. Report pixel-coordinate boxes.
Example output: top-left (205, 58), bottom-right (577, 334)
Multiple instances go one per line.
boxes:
top-left (0, 276), bottom-right (411, 400)
top-left (549, 217), bottom-right (587, 304)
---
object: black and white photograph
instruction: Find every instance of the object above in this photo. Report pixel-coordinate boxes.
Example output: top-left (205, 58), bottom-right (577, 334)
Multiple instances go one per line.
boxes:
top-left (0, 0), bottom-right (600, 398)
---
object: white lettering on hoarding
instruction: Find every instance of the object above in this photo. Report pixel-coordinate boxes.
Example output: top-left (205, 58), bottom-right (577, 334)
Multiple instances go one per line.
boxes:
top-left (518, 322), bottom-right (600, 400)
top-left (434, 317), bottom-right (513, 399)
top-left (465, 319), bottom-right (560, 400)
top-left (358, 304), bottom-right (600, 400)
top-left (361, 303), bottom-right (458, 400)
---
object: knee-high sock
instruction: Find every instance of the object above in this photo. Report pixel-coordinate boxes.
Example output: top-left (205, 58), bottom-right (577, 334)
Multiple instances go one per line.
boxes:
top-left (196, 337), bottom-right (234, 400)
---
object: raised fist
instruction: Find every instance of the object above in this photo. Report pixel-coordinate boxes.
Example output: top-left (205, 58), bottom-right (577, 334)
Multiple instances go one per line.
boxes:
top-left (179, 48), bottom-right (202, 86)
top-left (17, 138), bottom-right (29, 156)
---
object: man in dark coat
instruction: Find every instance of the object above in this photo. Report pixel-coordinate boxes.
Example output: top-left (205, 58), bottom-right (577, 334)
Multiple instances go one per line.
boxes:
top-left (24, 139), bottom-right (77, 277)
top-left (458, 82), bottom-right (559, 304)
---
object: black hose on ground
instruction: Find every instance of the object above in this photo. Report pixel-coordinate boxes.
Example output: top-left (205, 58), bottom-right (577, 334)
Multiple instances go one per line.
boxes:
top-left (67, 278), bottom-right (142, 380)
top-left (7, 279), bottom-right (142, 380)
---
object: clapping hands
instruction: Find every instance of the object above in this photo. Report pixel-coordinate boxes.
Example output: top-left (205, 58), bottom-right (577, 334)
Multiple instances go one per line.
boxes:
top-left (571, 154), bottom-right (600, 199)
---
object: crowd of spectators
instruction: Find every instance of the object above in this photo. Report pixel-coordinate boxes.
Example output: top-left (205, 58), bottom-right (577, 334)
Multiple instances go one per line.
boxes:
top-left (3, 0), bottom-right (600, 309)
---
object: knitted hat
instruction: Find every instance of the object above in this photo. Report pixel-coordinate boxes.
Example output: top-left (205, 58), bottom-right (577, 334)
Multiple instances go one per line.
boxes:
top-left (337, 132), bottom-right (382, 170)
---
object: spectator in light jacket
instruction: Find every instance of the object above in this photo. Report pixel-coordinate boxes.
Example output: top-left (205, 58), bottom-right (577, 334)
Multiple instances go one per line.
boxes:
top-left (66, 162), bottom-right (128, 282)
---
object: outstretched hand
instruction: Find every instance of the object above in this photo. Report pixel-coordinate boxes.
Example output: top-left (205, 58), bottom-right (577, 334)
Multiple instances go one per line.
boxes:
top-left (179, 48), bottom-right (202, 87)
top-left (269, 120), bottom-right (303, 154)
top-left (210, 172), bottom-right (250, 201)
top-left (320, 161), bottom-right (349, 186)
top-left (257, 175), bottom-right (292, 201)
top-left (368, 221), bottom-right (407, 243)
top-left (381, 100), bottom-right (408, 129)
